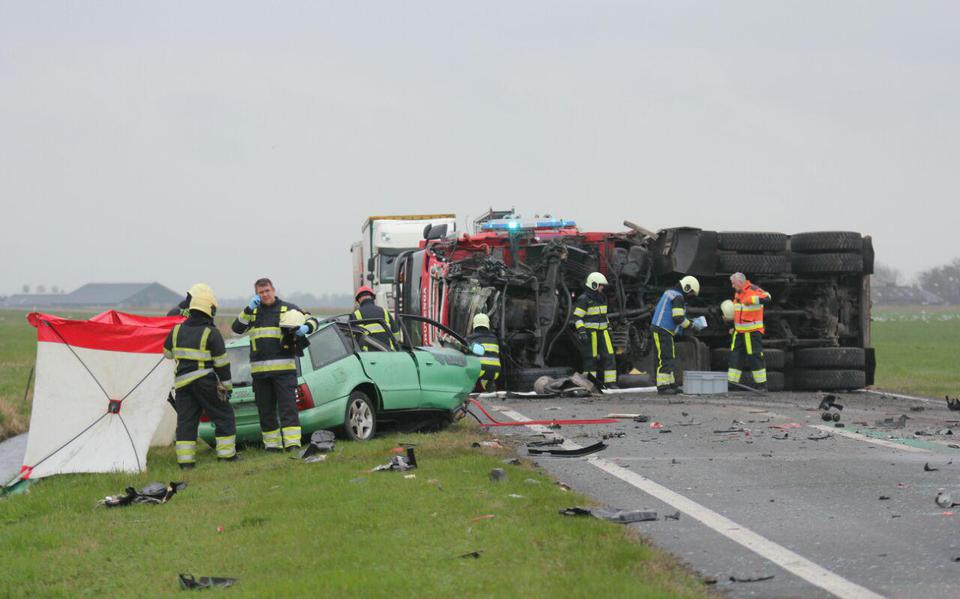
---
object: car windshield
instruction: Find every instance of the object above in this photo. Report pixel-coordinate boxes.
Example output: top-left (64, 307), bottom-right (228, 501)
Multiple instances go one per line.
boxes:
top-left (227, 346), bottom-right (252, 387)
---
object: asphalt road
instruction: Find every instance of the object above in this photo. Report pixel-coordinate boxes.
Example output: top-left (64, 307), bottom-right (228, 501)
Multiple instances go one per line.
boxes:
top-left (479, 389), bottom-right (960, 599)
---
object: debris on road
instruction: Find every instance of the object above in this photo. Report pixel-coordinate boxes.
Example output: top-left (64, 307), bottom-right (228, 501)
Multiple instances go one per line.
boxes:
top-left (947, 396), bottom-right (960, 412)
top-left (99, 482), bottom-right (187, 507)
top-left (924, 463), bottom-right (940, 472)
top-left (818, 395), bottom-right (844, 411)
top-left (602, 432), bottom-right (626, 439)
top-left (458, 551), bottom-right (482, 559)
top-left (472, 440), bottom-right (506, 449)
top-left (664, 511), bottom-right (681, 520)
top-left (713, 428), bottom-right (746, 434)
top-left (879, 496), bottom-right (891, 501)
top-left (729, 574), bottom-right (775, 583)
top-left (935, 489), bottom-right (960, 508)
top-left (559, 506), bottom-right (659, 523)
top-left (876, 415), bottom-right (909, 429)
top-left (527, 437), bottom-right (564, 448)
top-left (772, 432), bottom-right (789, 440)
top-left (807, 433), bottom-right (833, 441)
top-left (770, 423), bottom-right (802, 430)
top-left (527, 441), bottom-right (607, 457)
top-left (300, 430), bottom-right (335, 462)
top-left (178, 574), bottom-right (237, 590)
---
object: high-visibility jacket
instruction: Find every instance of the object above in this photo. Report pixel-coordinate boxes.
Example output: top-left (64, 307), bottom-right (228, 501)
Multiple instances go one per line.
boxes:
top-left (163, 312), bottom-right (232, 390)
top-left (573, 289), bottom-right (609, 332)
top-left (651, 287), bottom-right (692, 336)
top-left (466, 328), bottom-right (501, 371)
top-left (350, 298), bottom-right (398, 349)
top-left (733, 282), bottom-right (772, 334)
top-left (232, 299), bottom-right (318, 376)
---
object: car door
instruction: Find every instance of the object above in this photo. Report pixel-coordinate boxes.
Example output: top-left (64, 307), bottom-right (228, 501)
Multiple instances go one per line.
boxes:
top-left (410, 347), bottom-right (478, 408)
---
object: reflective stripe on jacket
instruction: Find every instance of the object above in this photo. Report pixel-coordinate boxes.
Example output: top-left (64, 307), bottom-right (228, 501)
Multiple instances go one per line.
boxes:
top-left (231, 299), bottom-right (318, 376)
top-left (573, 289), bottom-right (609, 331)
top-left (163, 314), bottom-right (231, 390)
top-left (651, 288), bottom-right (690, 336)
top-left (466, 329), bottom-right (501, 370)
top-left (733, 282), bottom-right (771, 334)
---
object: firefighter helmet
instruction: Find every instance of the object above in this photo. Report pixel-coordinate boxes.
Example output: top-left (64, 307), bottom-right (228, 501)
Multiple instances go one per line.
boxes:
top-left (679, 275), bottom-right (700, 296)
top-left (473, 313), bottom-right (491, 330)
top-left (188, 285), bottom-right (218, 317)
top-left (355, 285), bottom-right (376, 302)
top-left (721, 299), bottom-right (735, 321)
top-left (280, 309), bottom-right (307, 329)
top-left (585, 272), bottom-right (608, 290)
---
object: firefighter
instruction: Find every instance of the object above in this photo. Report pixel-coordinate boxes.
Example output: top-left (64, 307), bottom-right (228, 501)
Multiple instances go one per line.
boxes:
top-left (573, 272), bottom-right (618, 389)
top-left (727, 272), bottom-right (772, 391)
top-left (162, 285), bottom-right (237, 469)
top-left (650, 276), bottom-right (705, 394)
top-left (167, 283), bottom-right (214, 318)
top-left (466, 313), bottom-right (500, 392)
top-left (232, 278), bottom-right (319, 451)
top-left (349, 286), bottom-right (399, 350)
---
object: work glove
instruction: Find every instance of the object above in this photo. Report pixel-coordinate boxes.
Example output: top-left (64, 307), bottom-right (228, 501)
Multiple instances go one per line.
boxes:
top-left (295, 324), bottom-right (309, 337)
top-left (216, 384), bottom-right (232, 402)
top-left (692, 316), bottom-right (707, 331)
top-left (247, 295), bottom-right (261, 311)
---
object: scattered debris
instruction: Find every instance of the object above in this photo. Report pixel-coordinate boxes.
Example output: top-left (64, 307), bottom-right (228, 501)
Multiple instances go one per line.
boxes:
top-left (807, 433), bottom-right (833, 441)
top-left (606, 413), bottom-right (642, 419)
top-left (472, 440), bottom-right (506, 449)
top-left (555, 481), bottom-right (571, 491)
top-left (372, 454), bottom-right (416, 472)
top-left (664, 511), bottom-right (681, 520)
top-left (99, 482), bottom-right (187, 507)
top-left (659, 429), bottom-right (673, 434)
top-left (713, 428), bottom-right (745, 434)
top-left (770, 423), bottom-right (802, 430)
top-left (300, 430), bottom-right (335, 461)
top-left (878, 496), bottom-right (891, 501)
top-left (821, 412), bottom-right (841, 422)
top-left (502, 458), bottom-right (522, 466)
top-left (178, 574), bottom-right (237, 590)
top-left (925, 463), bottom-right (940, 472)
top-left (458, 551), bottom-right (482, 559)
top-left (633, 415), bottom-right (650, 423)
top-left (818, 395), bottom-right (844, 411)
top-left (508, 494), bottom-right (525, 499)
top-left (835, 423), bottom-right (845, 428)
top-left (560, 506), bottom-right (659, 523)
top-left (527, 441), bottom-right (607, 457)
top-left (910, 406), bottom-right (925, 412)
top-left (489, 468), bottom-right (507, 482)
top-left (403, 474), bottom-right (416, 479)
top-left (876, 415), bottom-right (909, 429)
top-left (772, 433), bottom-right (789, 440)
top-left (602, 432), bottom-right (626, 440)
top-left (936, 489), bottom-right (960, 508)
top-left (471, 514), bottom-right (496, 522)
top-left (947, 396), bottom-right (960, 412)
top-left (729, 574), bottom-right (775, 583)
top-left (649, 422), bottom-right (664, 429)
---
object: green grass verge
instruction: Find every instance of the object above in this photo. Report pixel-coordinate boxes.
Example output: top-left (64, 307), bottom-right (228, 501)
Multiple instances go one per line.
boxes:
top-left (0, 426), bottom-right (710, 598)
top-left (872, 306), bottom-right (960, 397)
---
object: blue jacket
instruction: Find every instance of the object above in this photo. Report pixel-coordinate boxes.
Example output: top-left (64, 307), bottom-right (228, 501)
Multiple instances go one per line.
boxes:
top-left (651, 288), bottom-right (690, 335)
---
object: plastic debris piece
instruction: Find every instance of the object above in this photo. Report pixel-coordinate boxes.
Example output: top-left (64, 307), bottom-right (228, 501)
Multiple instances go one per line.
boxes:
top-left (876, 415), bottom-right (909, 429)
top-left (664, 511), bottom-right (681, 520)
top-left (458, 551), bottom-right (482, 559)
top-left (372, 455), bottom-right (415, 472)
top-left (835, 423), bottom-right (845, 428)
top-left (772, 433), bottom-right (789, 440)
top-left (178, 574), bottom-right (237, 590)
top-left (878, 496), bottom-right (891, 501)
top-left (807, 433), bottom-right (832, 441)
top-left (602, 432), bottom-right (626, 440)
top-left (502, 458), bottom-right (522, 465)
top-left (524, 478), bottom-right (541, 485)
top-left (403, 474), bottom-right (416, 479)
top-left (471, 514), bottom-right (496, 522)
top-left (527, 441), bottom-right (607, 457)
top-left (555, 481), bottom-right (571, 491)
top-left (605, 413), bottom-right (642, 419)
top-left (299, 430), bottom-right (335, 461)
top-left (713, 428), bottom-right (745, 434)
top-left (100, 482), bottom-right (187, 507)
top-left (508, 494), bottom-right (525, 499)
top-left (527, 438), bottom-right (564, 448)
top-left (303, 454), bottom-right (327, 464)
top-left (560, 506), bottom-right (658, 523)
top-left (650, 422), bottom-right (663, 429)
top-left (936, 489), bottom-right (960, 508)
top-left (489, 468), bottom-right (507, 482)
top-left (769, 423), bottom-right (802, 430)
top-left (925, 463), bottom-right (939, 472)
top-left (472, 440), bottom-right (506, 449)
top-left (729, 574), bottom-right (775, 583)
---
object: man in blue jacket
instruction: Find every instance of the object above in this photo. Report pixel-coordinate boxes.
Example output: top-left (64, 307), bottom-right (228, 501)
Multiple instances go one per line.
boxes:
top-left (650, 276), bottom-right (705, 394)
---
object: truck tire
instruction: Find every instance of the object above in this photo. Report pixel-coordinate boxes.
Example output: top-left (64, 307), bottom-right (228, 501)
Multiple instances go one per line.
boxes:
top-left (793, 369), bottom-right (866, 391)
top-left (791, 253), bottom-right (863, 274)
top-left (717, 232), bottom-right (788, 252)
top-left (717, 254), bottom-right (790, 274)
top-left (794, 347), bottom-right (865, 369)
top-left (710, 347), bottom-right (784, 370)
top-left (790, 231), bottom-right (863, 253)
top-left (504, 367), bottom-right (574, 392)
top-left (766, 371), bottom-right (784, 392)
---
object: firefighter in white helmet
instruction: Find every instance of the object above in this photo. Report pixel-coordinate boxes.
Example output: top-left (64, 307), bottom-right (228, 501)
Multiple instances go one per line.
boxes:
top-left (649, 275), bottom-right (705, 394)
top-left (167, 283), bottom-right (215, 318)
top-left (466, 313), bottom-right (501, 391)
top-left (573, 272), bottom-right (618, 388)
top-left (162, 285), bottom-right (237, 469)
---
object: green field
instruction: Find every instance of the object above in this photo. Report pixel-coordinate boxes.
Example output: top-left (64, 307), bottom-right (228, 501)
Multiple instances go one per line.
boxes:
top-left (0, 427), bottom-right (709, 598)
top-left (871, 306), bottom-right (960, 398)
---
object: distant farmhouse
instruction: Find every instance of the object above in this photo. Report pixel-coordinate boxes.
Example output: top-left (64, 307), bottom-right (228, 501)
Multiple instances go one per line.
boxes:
top-left (4, 283), bottom-right (181, 310)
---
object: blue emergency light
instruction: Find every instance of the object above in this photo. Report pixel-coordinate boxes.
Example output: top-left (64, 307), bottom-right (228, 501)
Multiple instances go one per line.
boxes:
top-left (481, 218), bottom-right (576, 231)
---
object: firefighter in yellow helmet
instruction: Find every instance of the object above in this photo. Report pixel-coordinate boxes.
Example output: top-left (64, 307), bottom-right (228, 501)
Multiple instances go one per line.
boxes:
top-left (162, 285), bottom-right (237, 469)
top-left (232, 278), bottom-right (319, 452)
top-left (650, 275), bottom-right (705, 394)
top-left (167, 283), bottom-right (214, 318)
top-left (466, 313), bottom-right (501, 392)
top-left (573, 272), bottom-right (618, 389)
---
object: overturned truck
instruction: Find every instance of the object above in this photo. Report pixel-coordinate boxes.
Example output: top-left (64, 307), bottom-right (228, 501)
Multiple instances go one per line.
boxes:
top-left (394, 221), bottom-right (874, 391)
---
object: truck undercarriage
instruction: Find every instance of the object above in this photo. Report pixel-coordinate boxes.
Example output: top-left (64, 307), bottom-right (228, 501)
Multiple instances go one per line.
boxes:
top-left (395, 224), bottom-right (875, 391)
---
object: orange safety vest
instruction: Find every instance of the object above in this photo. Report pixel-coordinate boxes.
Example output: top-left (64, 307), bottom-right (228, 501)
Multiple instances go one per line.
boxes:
top-left (733, 282), bottom-right (771, 334)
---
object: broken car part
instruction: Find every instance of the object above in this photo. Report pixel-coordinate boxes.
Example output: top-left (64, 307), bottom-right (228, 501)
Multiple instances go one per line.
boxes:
top-left (527, 441), bottom-right (607, 457)
top-left (178, 574), bottom-right (237, 590)
top-left (99, 482), bottom-right (187, 507)
top-left (559, 506), bottom-right (659, 523)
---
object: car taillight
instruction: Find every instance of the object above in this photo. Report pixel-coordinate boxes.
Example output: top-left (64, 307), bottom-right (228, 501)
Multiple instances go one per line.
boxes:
top-left (295, 383), bottom-right (314, 411)
top-left (200, 412), bottom-right (210, 422)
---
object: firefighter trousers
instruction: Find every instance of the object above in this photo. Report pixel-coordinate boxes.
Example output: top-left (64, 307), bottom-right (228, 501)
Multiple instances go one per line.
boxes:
top-left (581, 329), bottom-right (617, 385)
top-left (652, 328), bottom-right (677, 390)
top-left (252, 372), bottom-right (302, 449)
top-left (478, 367), bottom-right (500, 392)
top-left (174, 375), bottom-right (236, 465)
top-left (728, 331), bottom-right (767, 387)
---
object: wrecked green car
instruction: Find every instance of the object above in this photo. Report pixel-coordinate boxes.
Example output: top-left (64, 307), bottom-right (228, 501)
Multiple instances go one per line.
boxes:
top-left (198, 315), bottom-right (481, 446)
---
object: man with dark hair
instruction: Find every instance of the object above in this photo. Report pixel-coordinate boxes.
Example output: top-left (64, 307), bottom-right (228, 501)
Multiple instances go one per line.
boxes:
top-left (232, 278), bottom-right (319, 451)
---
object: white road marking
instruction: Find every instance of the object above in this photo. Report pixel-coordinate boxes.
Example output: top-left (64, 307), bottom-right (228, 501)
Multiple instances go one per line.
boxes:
top-left (865, 389), bottom-right (934, 404)
top-left (497, 405), bottom-right (887, 599)
top-left (808, 425), bottom-right (930, 453)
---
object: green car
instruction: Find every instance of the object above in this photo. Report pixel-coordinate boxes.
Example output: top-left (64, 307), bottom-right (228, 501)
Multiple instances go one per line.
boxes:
top-left (198, 315), bottom-right (482, 446)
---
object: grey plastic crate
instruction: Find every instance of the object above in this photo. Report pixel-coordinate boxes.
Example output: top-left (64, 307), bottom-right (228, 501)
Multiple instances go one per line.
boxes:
top-left (682, 371), bottom-right (728, 394)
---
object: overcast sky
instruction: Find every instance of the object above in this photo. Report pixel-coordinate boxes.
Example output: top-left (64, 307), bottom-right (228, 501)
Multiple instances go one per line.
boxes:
top-left (1, 1), bottom-right (957, 298)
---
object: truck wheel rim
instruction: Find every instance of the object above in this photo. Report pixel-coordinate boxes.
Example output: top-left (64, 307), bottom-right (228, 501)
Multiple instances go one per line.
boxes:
top-left (349, 399), bottom-right (373, 439)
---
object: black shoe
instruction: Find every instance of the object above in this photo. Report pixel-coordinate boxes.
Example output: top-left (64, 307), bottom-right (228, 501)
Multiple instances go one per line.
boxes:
top-left (657, 387), bottom-right (678, 395)
top-left (285, 445), bottom-right (302, 453)
top-left (178, 463), bottom-right (196, 470)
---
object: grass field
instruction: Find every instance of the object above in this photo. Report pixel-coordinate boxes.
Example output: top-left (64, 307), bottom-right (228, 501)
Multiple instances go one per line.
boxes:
top-left (0, 426), bottom-right (710, 598)
top-left (871, 306), bottom-right (960, 398)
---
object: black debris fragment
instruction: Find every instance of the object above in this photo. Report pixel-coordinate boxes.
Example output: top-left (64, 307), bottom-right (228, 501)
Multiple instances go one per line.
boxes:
top-left (924, 463), bottom-right (940, 472)
top-left (602, 432), bottom-right (626, 440)
top-left (300, 430), bottom-right (336, 462)
top-left (458, 551), bottom-right (482, 559)
top-left (807, 433), bottom-right (832, 441)
top-left (560, 506), bottom-right (658, 523)
top-left (772, 433), bottom-right (789, 440)
top-left (729, 574), bottom-right (775, 583)
top-left (664, 511), bottom-right (681, 520)
top-left (502, 458), bottom-right (522, 466)
top-left (878, 496), bottom-right (891, 501)
top-left (633, 415), bottom-right (649, 423)
top-left (489, 468), bottom-right (507, 482)
top-left (100, 482), bottom-right (187, 507)
top-left (178, 574), bottom-right (237, 590)
top-left (713, 428), bottom-right (746, 434)
top-left (372, 455), bottom-right (416, 472)
top-left (527, 437), bottom-right (564, 448)
top-left (876, 415), bottom-right (909, 429)
top-left (935, 489), bottom-right (960, 508)
top-left (818, 395), bottom-right (844, 411)
top-left (910, 406), bottom-right (925, 412)
top-left (527, 441), bottom-right (607, 457)
top-left (947, 396), bottom-right (960, 412)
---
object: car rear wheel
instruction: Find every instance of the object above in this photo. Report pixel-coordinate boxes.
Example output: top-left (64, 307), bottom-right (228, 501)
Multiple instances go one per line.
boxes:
top-left (344, 391), bottom-right (376, 441)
